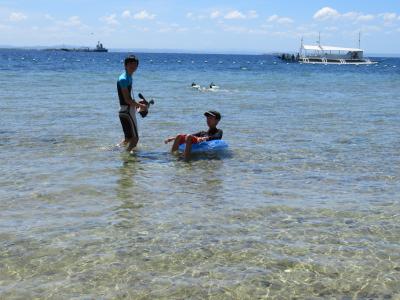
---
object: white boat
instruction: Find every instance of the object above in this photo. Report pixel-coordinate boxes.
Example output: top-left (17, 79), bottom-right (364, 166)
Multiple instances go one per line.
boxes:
top-left (278, 33), bottom-right (377, 65)
top-left (298, 44), bottom-right (376, 65)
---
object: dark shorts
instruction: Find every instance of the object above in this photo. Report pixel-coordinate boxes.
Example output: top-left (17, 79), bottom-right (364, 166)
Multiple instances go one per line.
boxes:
top-left (119, 106), bottom-right (138, 139)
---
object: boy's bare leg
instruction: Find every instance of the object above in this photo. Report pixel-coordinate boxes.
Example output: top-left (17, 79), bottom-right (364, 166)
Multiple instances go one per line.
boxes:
top-left (127, 137), bottom-right (138, 152)
top-left (184, 135), bottom-right (193, 160)
top-left (171, 136), bottom-right (181, 153)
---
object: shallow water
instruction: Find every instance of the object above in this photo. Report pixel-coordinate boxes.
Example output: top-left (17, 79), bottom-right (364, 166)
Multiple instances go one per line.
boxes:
top-left (1, 49), bottom-right (400, 298)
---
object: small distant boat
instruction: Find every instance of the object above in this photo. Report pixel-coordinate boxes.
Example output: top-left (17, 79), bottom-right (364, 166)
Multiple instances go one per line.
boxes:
top-left (278, 33), bottom-right (376, 65)
top-left (92, 41), bottom-right (108, 52)
top-left (46, 41), bottom-right (108, 53)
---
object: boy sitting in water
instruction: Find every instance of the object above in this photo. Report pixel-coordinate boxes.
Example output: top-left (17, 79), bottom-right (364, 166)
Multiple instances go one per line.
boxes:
top-left (165, 110), bottom-right (223, 159)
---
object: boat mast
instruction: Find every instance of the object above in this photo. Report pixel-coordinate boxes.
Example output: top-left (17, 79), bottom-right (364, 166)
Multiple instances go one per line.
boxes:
top-left (358, 31), bottom-right (361, 49)
top-left (299, 36), bottom-right (303, 56)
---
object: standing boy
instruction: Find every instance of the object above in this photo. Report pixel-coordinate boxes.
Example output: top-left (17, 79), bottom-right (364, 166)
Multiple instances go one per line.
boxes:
top-left (117, 55), bottom-right (147, 152)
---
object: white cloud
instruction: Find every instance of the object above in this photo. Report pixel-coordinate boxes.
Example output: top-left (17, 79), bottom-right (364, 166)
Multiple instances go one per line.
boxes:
top-left (44, 14), bottom-right (54, 21)
top-left (100, 14), bottom-right (119, 26)
top-left (0, 23), bottom-right (10, 30)
top-left (359, 25), bottom-right (382, 32)
top-left (223, 25), bottom-right (248, 33)
top-left (341, 12), bottom-right (358, 20)
top-left (60, 16), bottom-right (82, 27)
top-left (157, 22), bottom-right (187, 33)
top-left (247, 10), bottom-right (258, 19)
top-left (9, 12), bottom-right (27, 22)
top-left (122, 10), bottom-right (156, 20)
top-left (314, 7), bottom-right (379, 24)
top-left (224, 10), bottom-right (246, 20)
top-left (186, 12), bottom-right (206, 20)
top-left (132, 25), bottom-right (150, 32)
top-left (313, 7), bottom-right (340, 20)
top-left (341, 12), bottom-right (375, 23)
top-left (248, 28), bottom-right (267, 35)
top-left (122, 10), bottom-right (131, 19)
top-left (187, 9), bottom-right (257, 21)
top-left (325, 26), bottom-right (338, 32)
top-left (379, 12), bottom-right (398, 25)
top-left (134, 10), bottom-right (156, 20)
top-left (268, 14), bottom-right (294, 24)
top-left (210, 10), bottom-right (221, 19)
top-left (356, 14), bottom-right (375, 22)
top-left (223, 10), bottom-right (258, 20)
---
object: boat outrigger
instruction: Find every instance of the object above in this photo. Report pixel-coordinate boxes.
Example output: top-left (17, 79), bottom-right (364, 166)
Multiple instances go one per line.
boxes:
top-left (278, 33), bottom-right (376, 65)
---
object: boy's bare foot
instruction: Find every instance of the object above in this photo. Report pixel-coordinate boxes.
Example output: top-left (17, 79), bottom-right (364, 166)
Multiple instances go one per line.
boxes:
top-left (118, 139), bottom-right (128, 147)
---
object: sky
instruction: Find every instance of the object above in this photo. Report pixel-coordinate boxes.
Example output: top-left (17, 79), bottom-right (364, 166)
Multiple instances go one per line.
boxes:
top-left (0, 0), bottom-right (399, 54)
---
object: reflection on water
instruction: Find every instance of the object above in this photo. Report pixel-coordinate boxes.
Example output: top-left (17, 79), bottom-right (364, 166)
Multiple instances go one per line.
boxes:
top-left (116, 154), bottom-right (141, 201)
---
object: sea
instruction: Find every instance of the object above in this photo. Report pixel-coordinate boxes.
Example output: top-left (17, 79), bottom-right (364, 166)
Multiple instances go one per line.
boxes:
top-left (0, 49), bottom-right (399, 299)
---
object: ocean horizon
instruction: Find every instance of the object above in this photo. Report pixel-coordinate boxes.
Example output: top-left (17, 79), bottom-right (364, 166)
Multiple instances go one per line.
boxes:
top-left (1, 45), bottom-right (400, 57)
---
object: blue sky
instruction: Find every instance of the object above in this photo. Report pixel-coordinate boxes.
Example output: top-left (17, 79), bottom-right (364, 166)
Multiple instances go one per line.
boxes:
top-left (0, 0), bottom-right (399, 53)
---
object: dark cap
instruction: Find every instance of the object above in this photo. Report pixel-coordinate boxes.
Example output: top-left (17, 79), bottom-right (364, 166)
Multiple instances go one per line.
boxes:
top-left (204, 110), bottom-right (221, 120)
top-left (124, 55), bottom-right (139, 66)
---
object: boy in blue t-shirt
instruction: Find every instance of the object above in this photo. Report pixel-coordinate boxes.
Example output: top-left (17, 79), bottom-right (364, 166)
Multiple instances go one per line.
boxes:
top-left (117, 55), bottom-right (147, 152)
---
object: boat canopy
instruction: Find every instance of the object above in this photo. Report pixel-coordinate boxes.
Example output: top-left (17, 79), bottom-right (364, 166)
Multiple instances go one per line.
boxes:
top-left (302, 45), bottom-right (363, 52)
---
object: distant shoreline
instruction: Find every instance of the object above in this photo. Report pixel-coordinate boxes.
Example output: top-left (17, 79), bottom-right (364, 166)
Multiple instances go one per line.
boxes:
top-left (0, 46), bottom-right (399, 58)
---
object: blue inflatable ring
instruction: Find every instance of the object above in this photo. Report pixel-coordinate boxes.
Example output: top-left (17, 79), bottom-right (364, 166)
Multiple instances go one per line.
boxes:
top-left (179, 139), bottom-right (228, 153)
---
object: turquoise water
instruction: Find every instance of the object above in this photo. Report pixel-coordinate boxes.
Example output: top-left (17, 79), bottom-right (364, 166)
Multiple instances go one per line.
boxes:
top-left (1, 49), bottom-right (400, 298)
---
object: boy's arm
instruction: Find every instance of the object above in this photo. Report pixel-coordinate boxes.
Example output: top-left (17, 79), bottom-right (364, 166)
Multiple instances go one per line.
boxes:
top-left (164, 137), bottom-right (176, 144)
top-left (121, 88), bottom-right (139, 108)
top-left (192, 131), bottom-right (203, 137)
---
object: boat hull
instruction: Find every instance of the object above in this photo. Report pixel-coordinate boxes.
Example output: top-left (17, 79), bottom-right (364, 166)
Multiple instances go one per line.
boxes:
top-left (299, 58), bottom-right (377, 65)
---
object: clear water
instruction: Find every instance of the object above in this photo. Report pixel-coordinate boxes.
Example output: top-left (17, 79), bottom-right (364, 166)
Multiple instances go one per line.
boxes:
top-left (1, 49), bottom-right (400, 299)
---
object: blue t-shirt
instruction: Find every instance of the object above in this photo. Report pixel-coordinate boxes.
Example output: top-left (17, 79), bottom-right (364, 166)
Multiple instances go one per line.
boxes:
top-left (117, 71), bottom-right (132, 105)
